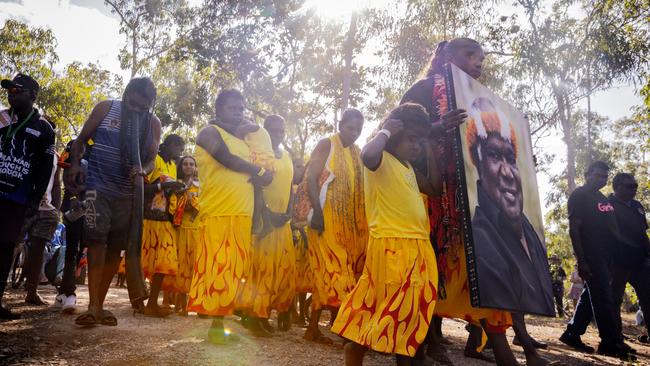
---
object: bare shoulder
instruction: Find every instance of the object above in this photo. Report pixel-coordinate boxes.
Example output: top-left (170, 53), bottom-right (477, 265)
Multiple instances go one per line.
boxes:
top-left (93, 100), bottom-right (113, 115)
top-left (313, 137), bottom-right (331, 154)
top-left (196, 124), bottom-right (223, 149)
top-left (198, 124), bottom-right (220, 138)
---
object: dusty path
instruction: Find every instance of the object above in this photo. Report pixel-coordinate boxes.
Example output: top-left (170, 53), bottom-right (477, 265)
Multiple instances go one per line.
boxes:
top-left (0, 285), bottom-right (648, 365)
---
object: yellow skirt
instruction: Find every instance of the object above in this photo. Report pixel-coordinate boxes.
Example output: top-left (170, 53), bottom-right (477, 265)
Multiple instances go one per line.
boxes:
top-left (306, 227), bottom-right (355, 310)
top-left (332, 236), bottom-right (438, 357)
top-left (239, 223), bottom-right (296, 317)
top-left (434, 241), bottom-right (512, 333)
top-left (142, 220), bottom-right (178, 279)
top-left (175, 226), bottom-right (199, 294)
top-left (187, 215), bottom-right (252, 316)
top-left (294, 228), bottom-right (313, 293)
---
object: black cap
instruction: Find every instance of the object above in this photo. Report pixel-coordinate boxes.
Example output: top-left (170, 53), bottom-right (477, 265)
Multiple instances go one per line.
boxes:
top-left (1, 73), bottom-right (40, 94)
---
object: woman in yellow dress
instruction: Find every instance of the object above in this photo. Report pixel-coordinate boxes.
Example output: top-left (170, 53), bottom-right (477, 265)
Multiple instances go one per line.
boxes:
top-left (401, 39), bottom-right (544, 366)
top-left (332, 104), bottom-right (438, 365)
top-left (168, 155), bottom-right (199, 316)
top-left (141, 134), bottom-right (185, 317)
top-left (304, 108), bottom-right (368, 342)
top-left (239, 115), bottom-right (297, 335)
top-left (187, 89), bottom-right (272, 344)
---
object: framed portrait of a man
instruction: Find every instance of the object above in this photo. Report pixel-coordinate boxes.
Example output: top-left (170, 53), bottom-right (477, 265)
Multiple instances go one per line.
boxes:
top-left (443, 63), bottom-right (555, 316)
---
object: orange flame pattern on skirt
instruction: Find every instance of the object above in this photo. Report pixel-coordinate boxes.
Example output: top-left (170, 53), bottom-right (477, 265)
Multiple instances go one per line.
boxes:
top-left (238, 223), bottom-right (297, 317)
top-left (187, 216), bottom-right (252, 316)
top-left (294, 229), bottom-right (313, 294)
top-left (332, 237), bottom-right (438, 357)
top-left (142, 220), bottom-right (178, 291)
top-left (172, 226), bottom-right (199, 293)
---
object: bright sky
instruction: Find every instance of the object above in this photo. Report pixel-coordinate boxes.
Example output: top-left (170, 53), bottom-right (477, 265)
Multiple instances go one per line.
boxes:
top-left (1, 0), bottom-right (643, 212)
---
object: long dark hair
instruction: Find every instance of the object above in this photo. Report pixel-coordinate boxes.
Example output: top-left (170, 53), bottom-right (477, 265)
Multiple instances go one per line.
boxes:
top-left (421, 38), bottom-right (481, 78)
top-left (177, 155), bottom-right (197, 181)
top-left (119, 77), bottom-right (157, 171)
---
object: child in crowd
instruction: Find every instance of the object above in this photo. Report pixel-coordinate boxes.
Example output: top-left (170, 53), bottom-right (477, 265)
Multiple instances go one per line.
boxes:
top-left (331, 103), bottom-right (438, 365)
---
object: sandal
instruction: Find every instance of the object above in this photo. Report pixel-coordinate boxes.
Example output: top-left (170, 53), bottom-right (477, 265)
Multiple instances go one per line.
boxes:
top-left (100, 310), bottom-right (118, 326)
top-left (75, 310), bottom-right (99, 326)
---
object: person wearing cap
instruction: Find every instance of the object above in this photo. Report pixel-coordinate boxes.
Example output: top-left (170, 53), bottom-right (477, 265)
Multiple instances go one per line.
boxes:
top-left (20, 122), bottom-right (61, 306)
top-left (0, 73), bottom-right (56, 319)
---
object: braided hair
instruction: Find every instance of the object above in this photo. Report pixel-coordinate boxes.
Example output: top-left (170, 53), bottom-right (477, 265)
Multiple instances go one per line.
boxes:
top-left (422, 38), bottom-right (481, 78)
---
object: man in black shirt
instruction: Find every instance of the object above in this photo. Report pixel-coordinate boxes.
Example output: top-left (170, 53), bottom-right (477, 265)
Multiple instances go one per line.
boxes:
top-left (559, 161), bottom-right (634, 359)
top-left (0, 74), bottom-right (56, 319)
top-left (608, 173), bottom-right (650, 344)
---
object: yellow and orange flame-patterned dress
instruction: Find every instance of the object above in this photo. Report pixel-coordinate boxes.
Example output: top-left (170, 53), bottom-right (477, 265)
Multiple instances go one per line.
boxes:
top-left (141, 154), bottom-right (178, 289)
top-left (187, 125), bottom-right (254, 316)
top-left (332, 152), bottom-right (438, 357)
top-left (239, 149), bottom-right (296, 317)
top-left (168, 179), bottom-right (200, 294)
top-left (307, 134), bottom-right (367, 310)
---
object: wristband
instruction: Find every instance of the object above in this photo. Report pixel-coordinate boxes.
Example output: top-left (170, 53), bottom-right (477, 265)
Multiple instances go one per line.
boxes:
top-left (257, 168), bottom-right (266, 177)
top-left (157, 182), bottom-right (162, 192)
top-left (378, 129), bottom-right (392, 139)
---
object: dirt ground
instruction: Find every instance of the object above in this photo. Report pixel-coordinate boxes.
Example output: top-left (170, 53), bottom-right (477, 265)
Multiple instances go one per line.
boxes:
top-left (0, 285), bottom-right (648, 366)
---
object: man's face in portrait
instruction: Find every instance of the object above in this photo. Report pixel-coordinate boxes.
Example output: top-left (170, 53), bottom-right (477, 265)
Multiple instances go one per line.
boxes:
top-left (477, 134), bottom-right (523, 223)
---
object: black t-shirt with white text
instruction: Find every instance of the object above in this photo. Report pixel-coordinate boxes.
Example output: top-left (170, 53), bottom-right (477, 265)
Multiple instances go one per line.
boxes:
top-left (568, 185), bottom-right (620, 256)
top-left (0, 108), bottom-right (56, 207)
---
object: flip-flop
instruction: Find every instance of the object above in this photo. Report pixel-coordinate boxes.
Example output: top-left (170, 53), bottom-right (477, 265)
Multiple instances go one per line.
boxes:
top-left (75, 311), bottom-right (99, 326)
top-left (100, 310), bottom-right (118, 326)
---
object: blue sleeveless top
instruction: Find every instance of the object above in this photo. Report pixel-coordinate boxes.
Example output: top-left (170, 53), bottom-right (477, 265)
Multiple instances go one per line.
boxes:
top-left (85, 101), bottom-right (153, 198)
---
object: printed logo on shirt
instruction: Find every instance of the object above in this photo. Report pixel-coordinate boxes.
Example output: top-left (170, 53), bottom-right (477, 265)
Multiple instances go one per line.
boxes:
top-left (25, 127), bottom-right (41, 137)
top-left (597, 202), bottom-right (614, 212)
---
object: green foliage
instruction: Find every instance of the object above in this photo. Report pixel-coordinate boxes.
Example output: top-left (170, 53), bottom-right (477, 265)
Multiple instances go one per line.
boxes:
top-left (105, 0), bottom-right (191, 76)
top-left (0, 19), bottom-right (58, 82)
top-left (0, 20), bottom-right (122, 149)
top-left (38, 62), bottom-right (123, 148)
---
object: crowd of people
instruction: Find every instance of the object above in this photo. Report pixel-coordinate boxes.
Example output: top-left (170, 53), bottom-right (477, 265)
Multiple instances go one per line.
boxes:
top-left (0, 37), bottom-right (648, 366)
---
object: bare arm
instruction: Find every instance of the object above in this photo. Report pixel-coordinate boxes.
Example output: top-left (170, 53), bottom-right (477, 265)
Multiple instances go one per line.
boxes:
top-left (306, 138), bottom-right (330, 233)
top-left (64, 100), bottom-right (111, 190)
top-left (141, 114), bottom-right (162, 176)
top-left (306, 138), bottom-right (330, 212)
top-left (425, 140), bottom-right (443, 196)
top-left (196, 125), bottom-right (263, 176)
top-left (51, 166), bottom-right (62, 211)
top-left (415, 169), bottom-right (437, 197)
top-left (361, 133), bottom-right (389, 171)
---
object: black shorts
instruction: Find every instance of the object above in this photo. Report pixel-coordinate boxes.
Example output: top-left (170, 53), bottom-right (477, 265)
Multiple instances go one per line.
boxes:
top-left (83, 190), bottom-right (132, 249)
top-left (0, 199), bottom-right (28, 243)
